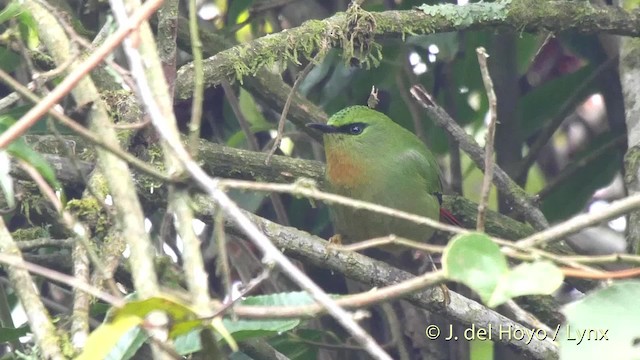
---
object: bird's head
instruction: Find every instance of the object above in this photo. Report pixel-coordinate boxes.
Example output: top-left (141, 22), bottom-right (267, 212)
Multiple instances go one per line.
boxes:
top-left (306, 105), bottom-right (397, 153)
top-left (307, 106), bottom-right (404, 188)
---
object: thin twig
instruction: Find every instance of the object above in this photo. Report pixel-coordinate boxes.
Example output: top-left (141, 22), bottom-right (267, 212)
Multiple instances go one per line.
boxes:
top-left (265, 59), bottom-right (316, 165)
top-left (0, 64), bottom-right (171, 184)
top-left (217, 179), bottom-right (466, 235)
top-left (15, 238), bottom-right (74, 250)
top-left (0, 220), bottom-right (64, 359)
top-left (410, 84), bottom-right (549, 230)
top-left (221, 81), bottom-right (260, 151)
top-left (0, 253), bottom-right (124, 307)
top-left (220, 80), bottom-right (290, 225)
top-left (517, 192), bottom-right (640, 248)
top-left (141, 98), bottom-right (393, 359)
top-left (0, 0), bottom-right (164, 149)
top-left (216, 179), bottom-right (612, 274)
top-left (514, 56), bottom-right (617, 181)
top-left (206, 267), bottom-right (272, 320)
top-left (17, 160), bottom-right (122, 297)
top-left (109, 0), bottom-right (171, 302)
top-left (214, 271), bottom-right (444, 319)
top-left (208, 187), bottom-right (392, 359)
top-left (476, 47), bottom-right (497, 232)
top-left (329, 235), bottom-right (445, 253)
top-left (537, 135), bottom-right (625, 200)
top-left (187, 0), bottom-right (205, 157)
top-left (504, 300), bottom-right (552, 333)
top-left (214, 210), bottom-right (233, 312)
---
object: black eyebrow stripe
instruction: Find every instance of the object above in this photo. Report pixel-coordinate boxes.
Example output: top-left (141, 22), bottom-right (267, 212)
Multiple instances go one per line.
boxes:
top-left (336, 122), bottom-right (368, 134)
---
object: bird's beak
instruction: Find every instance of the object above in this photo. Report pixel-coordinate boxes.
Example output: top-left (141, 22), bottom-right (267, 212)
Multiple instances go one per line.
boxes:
top-left (306, 123), bottom-right (338, 133)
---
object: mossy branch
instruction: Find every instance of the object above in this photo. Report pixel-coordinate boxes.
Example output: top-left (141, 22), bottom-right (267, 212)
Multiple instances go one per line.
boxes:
top-left (175, 1), bottom-right (640, 100)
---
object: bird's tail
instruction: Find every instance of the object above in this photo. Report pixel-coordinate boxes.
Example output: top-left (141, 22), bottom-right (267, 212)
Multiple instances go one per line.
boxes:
top-left (440, 208), bottom-right (463, 227)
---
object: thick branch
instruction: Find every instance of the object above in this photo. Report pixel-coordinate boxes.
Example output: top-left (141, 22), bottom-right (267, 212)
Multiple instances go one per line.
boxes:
top-left (175, 1), bottom-right (640, 99)
top-left (220, 211), bottom-right (559, 360)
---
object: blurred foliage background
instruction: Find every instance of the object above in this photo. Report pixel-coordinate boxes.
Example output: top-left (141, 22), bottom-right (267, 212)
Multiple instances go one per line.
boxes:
top-left (0, 0), bottom-right (633, 359)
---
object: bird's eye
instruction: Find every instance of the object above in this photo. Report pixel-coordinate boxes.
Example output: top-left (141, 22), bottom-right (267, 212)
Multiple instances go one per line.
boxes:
top-left (348, 124), bottom-right (364, 135)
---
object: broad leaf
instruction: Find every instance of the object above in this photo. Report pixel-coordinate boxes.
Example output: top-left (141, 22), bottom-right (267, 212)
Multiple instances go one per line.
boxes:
top-left (443, 233), bottom-right (564, 307)
top-left (560, 281), bottom-right (640, 360)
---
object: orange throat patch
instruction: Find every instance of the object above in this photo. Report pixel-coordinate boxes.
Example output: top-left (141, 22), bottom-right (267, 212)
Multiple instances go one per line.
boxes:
top-left (326, 148), bottom-right (367, 189)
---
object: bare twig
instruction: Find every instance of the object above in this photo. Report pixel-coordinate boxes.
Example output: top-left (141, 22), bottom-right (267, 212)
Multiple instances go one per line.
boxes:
top-left (205, 187), bottom-right (393, 359)
top-left (0, 69), bottom-right (172, 183)
top-left (214, 210), bottom-right (233, 310)
top-left (16, 238), bottom-right (74, 250)
top-left (187, 0), bottom-right (205, 156)
top-left (207, 267), bottom-right (273, 320)
top-left (537, 135), bottom-right (626, 200)
top-left (410, 84), bottom-right (549, 230)
top-left (504, 300), bottom-right (552, 333)
top-left (218, 270), bottom-right (444, 319)
top-left (0, 227), bottom-right (64, 360)
top-left (222, 212), bottom-right (559, 358)
top-left (476, 47), bottom-right (497, 232)
top-left (217, 179), bottom-right (466, 235)
top-left (220, 80), bottom-right (289, 225)
top-left (221, 81), bottom-right (260, 151)
top-left (514, 56), bottom-right (618, 181)
top-left (141, 100), bottom-right (394, 360)
top-left (0, 0), bottom-right (164, 148)
top-left (329, 235), bottom-right (445, 253)
top-left (214, 179), bottom-right (610, 275)
top-left (517, 193), bottom-right (640, 248)
top-left (17, 160), bottom-right (122, 297)
top-left (0, 253), bottom-right (124, 307)
top-left (265, 59), bottom-right (316, 165)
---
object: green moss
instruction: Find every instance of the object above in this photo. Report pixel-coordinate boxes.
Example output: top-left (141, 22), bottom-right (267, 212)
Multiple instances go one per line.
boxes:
top-left (101, 90), bottom-right (142, 146)
top-left (18, 182), bottom-right (52, 225)
top-left (11, 226), bottom-right (50, 240)
top-left (624, 146), bottom-right (640, 187)
top-left (66, 197), bottom-right (109, 237)
top-left (226, 4), bottom-right (384, 83)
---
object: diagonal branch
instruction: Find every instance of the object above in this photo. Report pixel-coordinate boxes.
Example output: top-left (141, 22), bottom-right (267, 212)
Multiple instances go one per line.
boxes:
top-left (409, 85), bottom-right (549, 230)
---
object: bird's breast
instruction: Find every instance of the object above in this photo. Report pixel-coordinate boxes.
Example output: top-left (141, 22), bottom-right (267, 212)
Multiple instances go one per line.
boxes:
top-left (325, 148), bottom-right (368, 189)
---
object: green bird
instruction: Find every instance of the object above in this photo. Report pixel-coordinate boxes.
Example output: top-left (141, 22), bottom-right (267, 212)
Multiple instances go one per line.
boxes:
top-left (308, 106), bottom-right (459, 255)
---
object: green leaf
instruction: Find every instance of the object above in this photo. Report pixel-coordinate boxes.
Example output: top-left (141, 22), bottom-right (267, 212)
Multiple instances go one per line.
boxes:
top-left (221, 292), bottom-right (335, 343)
top-left (0, 1), bottom-right (21, 24)
top-left (489, 261), bottom-right (564, 307)
top-left (0, 325), bottom-right (29, 342)
top-left (174, 329), bottom-right (203, 356)
top-left (77, 313), bottom-right (143, 360)
top-left (560, 281), bottom-right (640, 360)
top-left (238, 88), bottom-right (272, 129)
top-left (104, 326), bottom-right (147, 360)
top-left (222, 292), bottom-right (317, 341)
top-left (542, 133), bottom-right (621, 221)
top-left (442, 233), bottom-right (509, 302)
top-left (442, 233), bottom-right (564, 307)
top-left (18, 11), bottom-right (39, 49)
top-left (226, 0), bottom-right (253, 25)
top-left (269, 329), bottom-right (323, 360)
top-left (0, 114), bottom-right (63, 199)
top-left (0, 47), bottom-right (21, 73)
top-left (517, 64), bottom-right (597, 139)
top-left (515, 33), bottom-right (544, 75)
